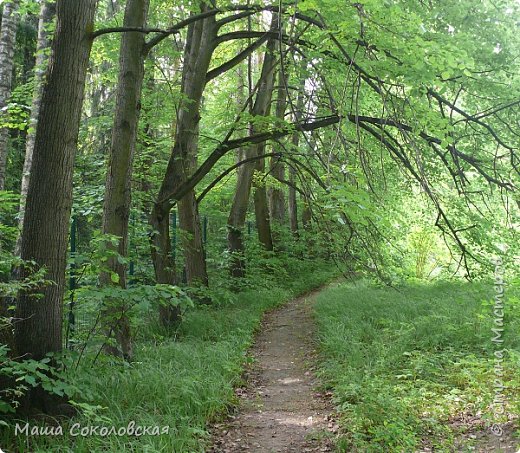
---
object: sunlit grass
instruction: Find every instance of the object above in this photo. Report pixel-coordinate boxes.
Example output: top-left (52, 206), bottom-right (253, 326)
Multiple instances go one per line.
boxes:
top-left (314, 279), bottom-right (520, 452)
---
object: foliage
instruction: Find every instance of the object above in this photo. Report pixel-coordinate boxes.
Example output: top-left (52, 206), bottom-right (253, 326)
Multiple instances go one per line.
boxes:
top-left (0, 348), bottom-right (85, 416)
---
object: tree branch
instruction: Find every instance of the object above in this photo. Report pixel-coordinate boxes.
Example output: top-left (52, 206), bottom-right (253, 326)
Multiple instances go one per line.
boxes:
top-left (216, 11), bottom-right (255, 28)
top-left (157, 115), bottom-right (341, 206)
top-left (206, 34), bottom-right (270, 82)
top-left (197, 152), bottom-right (281, 203)
top-left (345, 114), bottom-right (514, 189)
top-left (216, 30), bottom-right (275, 44)
top-left (91, 9), bottom-right (220, 41)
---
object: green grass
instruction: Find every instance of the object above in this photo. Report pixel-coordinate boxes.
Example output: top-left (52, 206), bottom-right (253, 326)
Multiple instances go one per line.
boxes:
top-left (1, 261), bottom-right (339, 452)
top-left (314, 279), bottom-right (520, 452)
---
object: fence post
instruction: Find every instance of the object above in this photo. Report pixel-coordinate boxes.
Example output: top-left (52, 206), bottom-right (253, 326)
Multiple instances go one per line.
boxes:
top-left (171, 210), bottom-right (177, 263)
top-left (202, 215), bottom-right (208, 261)
top-left (66, 217), bottom-right (77, 348)
top-left (129, 261), bottom-right (135, 286)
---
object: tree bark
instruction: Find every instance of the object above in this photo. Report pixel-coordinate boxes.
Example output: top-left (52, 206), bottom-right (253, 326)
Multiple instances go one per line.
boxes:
top-left (150, 6), bottom-right (216, 323)
top-left (302, 200), bottom-right (312, 229)
top-left (226, 64), bottom-right (250, 278)
top-left (253, 156), bottom-right (274, 251)
top-left (268, 66), bottom-right (288, 235)
top-left (15, 0), bottom-right (97, 374)
top-left (178, 190), bottom-right (208, 285)
top-left (100, 0), bottom-right (150, 359)
top-left (150, 203), bottom-right (178, 325)
top-left (288, 164), bottom-right (298, 234)
top-left (288, 84), bottom-right (305, 236)
top-left (0, 0), bottom-right (20, 190)
top-left (16, 1), bottom-right (56, 254)
top-left (227, 37), bottom-right (277, 275)
top-left (174, 11), bottom-right (216, 288)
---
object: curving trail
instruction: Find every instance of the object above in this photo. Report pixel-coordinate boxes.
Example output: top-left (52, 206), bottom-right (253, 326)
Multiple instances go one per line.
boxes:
top-left (210, 287), bottom-right (336, 453)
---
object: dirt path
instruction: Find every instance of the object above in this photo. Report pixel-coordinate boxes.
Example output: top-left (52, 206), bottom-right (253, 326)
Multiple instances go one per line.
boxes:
top-left (210, 287), bottom-right (336, 453)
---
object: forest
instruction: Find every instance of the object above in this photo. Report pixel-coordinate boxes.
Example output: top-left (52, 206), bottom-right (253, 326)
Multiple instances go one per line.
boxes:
top-left (0, 0), bottom-right (518, 451)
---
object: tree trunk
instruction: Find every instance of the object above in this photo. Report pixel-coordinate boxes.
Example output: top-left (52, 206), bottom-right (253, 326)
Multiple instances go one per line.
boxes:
top-left (0, 0), bottom-right (20, 190)
top-left (178, 191), bottom-right (208, 285)
top-left (227, 37), bottom-right (277, 275)
top-left (173, 13), bottom-right (216, 288)
top-left (15, 0), bottom-right (97, 393)
top-left (151, 8), bottom-right (216, 323)
top-left (227, 154), bottom-right (255, 276)
top-left (100, 0), bottom-right (149, 359)
top-left (302, 201), bottom-right (312, 229)
top-left (288, 164), bottom-right (298, 234)
top-left (16, 1), bottom-right (56, 254)
top-left (150, 204), bottom-right (178, 325)
top-left (102, 0), bottom-right (149, 286)
top-left (268, 66), bottom-right (288, 238)
top-left (226, 64), bottom-right (249, 278)
top-left (288, 85), bottom-right (305, 236)
top-left (253, 156), bottom-right (274, 251)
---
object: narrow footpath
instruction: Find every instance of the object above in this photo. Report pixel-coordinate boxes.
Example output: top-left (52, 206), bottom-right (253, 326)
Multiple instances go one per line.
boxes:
top-left (210, 287), bottom-right (336, 452)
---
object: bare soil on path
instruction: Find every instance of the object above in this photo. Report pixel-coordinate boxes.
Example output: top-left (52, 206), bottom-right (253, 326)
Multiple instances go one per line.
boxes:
top-left (210, 286), bottom-right (337, 453)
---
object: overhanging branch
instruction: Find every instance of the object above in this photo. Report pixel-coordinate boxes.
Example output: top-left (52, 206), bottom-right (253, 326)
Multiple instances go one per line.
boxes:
top-left (158, 115), bottom-right (341, 206)
top-left (197, 152), bottom-right (282, 203)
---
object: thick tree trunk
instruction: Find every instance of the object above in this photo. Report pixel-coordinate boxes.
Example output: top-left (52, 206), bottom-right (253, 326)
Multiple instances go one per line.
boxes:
top-left (150, 204), bottom-right (179, 325)
top-left (100, 0), bottom-right (149, 358)
top-left (102, 0), bottom-right (149, 286)
top-left (227, 156), bottom-right (255, 277)
top-left (226, 65), bottom-right (249, 278)
top-left (227, 38), bottom-right (277, 275)
top-left (268, 160), bottom-right (286, 223)
top-left (151, 8), bottom-right (216, 323)
top-left (178, 191), bottom-right (208, 285)
top-left (253, 157), bottom-right (274, 251)
top-left (267, 65), bottom-right (287, 250)
top-left (16, 1), bottom-right (56, 254)
top-left (173, 13), bottom-right (215, 288)
top-left (0, 0), bottom-right (20, 190)
top-left (15, 0), bottom-right (97, 370)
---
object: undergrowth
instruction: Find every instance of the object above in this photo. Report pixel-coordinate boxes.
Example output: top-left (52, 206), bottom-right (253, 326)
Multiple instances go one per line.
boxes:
top-left (1, 259), bottom-right (339, 452)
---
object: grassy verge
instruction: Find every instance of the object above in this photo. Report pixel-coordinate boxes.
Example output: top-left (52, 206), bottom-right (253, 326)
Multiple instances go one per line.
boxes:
top-left (314, 279), bottom-right (520, 452)
top-left (2, 261), bottom-right (339, 453)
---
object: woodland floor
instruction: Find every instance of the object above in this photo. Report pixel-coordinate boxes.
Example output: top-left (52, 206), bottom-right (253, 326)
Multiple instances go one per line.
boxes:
top-left (209, 286), bottom-right (337, 453)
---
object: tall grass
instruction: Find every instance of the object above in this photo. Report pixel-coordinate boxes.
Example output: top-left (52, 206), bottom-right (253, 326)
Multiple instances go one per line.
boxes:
top-left (314, 280), bottom-right (520, 452)
top-left (2, 260), bottom-right (339, 453)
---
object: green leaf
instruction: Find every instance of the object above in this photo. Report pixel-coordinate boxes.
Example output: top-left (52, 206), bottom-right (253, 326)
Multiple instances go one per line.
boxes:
top-left (25, 375), bottom-right (37, 387)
